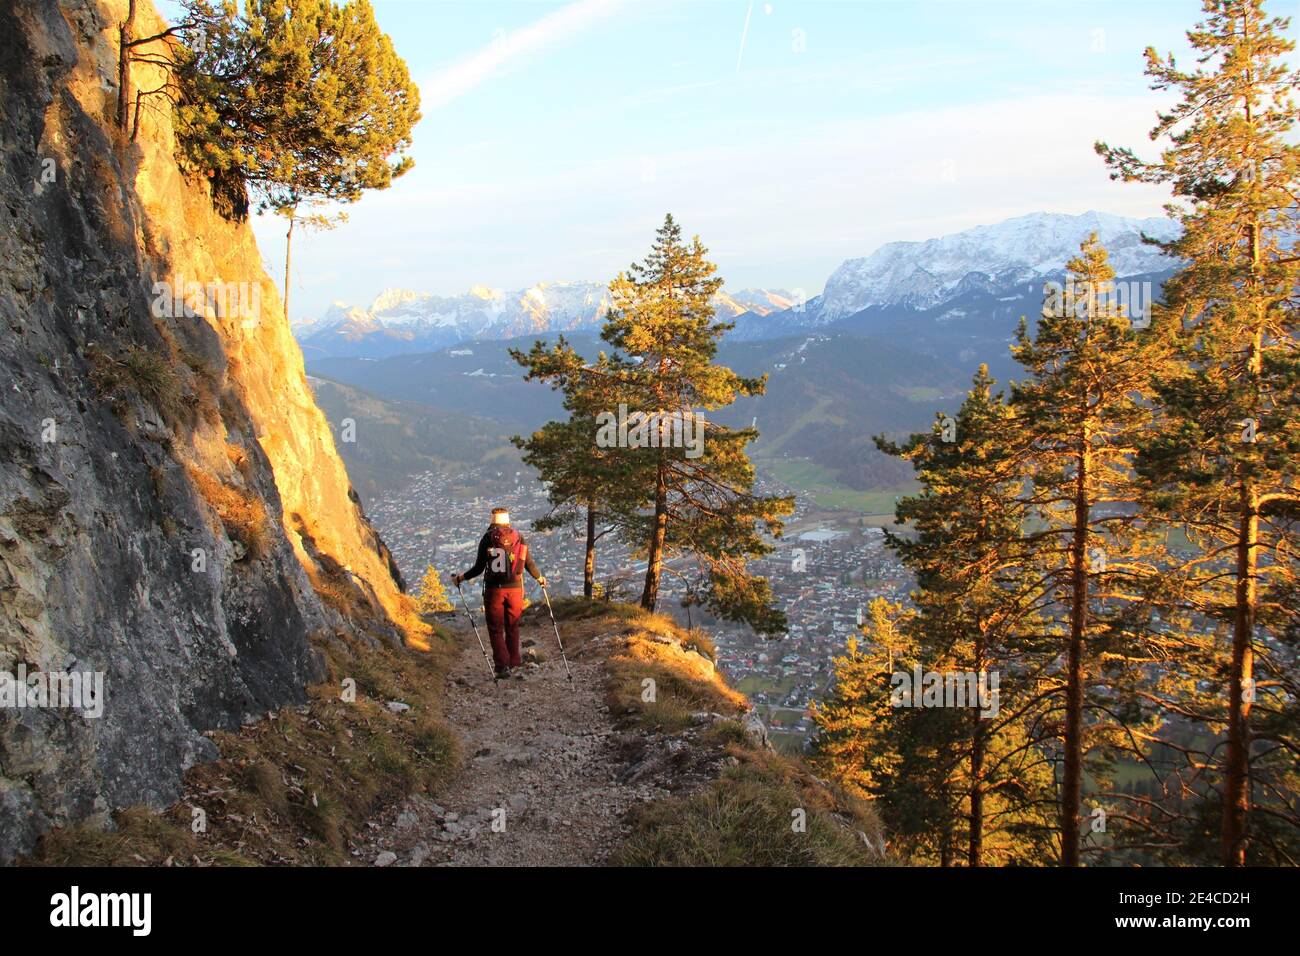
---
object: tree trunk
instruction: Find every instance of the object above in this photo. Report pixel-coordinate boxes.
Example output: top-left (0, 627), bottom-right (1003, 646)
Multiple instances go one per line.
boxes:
top-left (1221, 216), bottom-right (1262, 867)
top-left (1222, 482), bottom-right (1257, 867)
top-left (1061, 439), bottom-right (1090, 867)
top-left (283, 212), bottom-right (295, 321)
top-left (969, 629), bottom-right (985, 867)
top-left (969, 720), bottom-right (985, 867)
top-left (117, 0), bottom-right (136, 131)
top-left (640, 452), bottom-right (668, 611)
top-left (583, 501), bottom-right (596, 600)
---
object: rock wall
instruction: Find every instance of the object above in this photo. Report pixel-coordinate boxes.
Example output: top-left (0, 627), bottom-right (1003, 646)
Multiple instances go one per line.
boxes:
top-left (0, 0), bottom-right (417, 861)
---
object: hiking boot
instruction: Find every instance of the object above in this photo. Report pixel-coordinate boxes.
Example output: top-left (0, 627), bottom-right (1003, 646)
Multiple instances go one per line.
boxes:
top-left (512, 667), bottom-right (527, 681)
top-left (494, 666), bottom-right (510, 681)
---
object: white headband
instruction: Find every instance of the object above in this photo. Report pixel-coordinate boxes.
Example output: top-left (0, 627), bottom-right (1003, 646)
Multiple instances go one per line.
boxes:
top-left (492, 511), bottom-right (510, 525)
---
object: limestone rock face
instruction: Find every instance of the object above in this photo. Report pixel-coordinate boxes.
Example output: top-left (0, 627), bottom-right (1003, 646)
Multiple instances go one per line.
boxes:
top-left (0, 0), bottom-right (414, 861)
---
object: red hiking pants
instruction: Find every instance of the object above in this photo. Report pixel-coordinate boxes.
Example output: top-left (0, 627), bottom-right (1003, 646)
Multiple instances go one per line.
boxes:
top-left (483, 587), bottom-right (524, 669)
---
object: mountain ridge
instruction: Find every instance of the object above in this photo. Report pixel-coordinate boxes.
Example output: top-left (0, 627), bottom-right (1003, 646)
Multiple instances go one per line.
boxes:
top-left (294, 281), bottom-right (798, 359)
top-left (295, 210), bottom-right (1178, 359)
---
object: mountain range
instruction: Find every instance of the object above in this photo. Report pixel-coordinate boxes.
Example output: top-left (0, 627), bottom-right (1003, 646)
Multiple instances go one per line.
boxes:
top-left (302, 210), bottom-right (1180, 501)
top-left (294, 282), bottom-right (799, 359)
top-left (811, 209), bottom-right (1176, 320)
top-left (294, 210), bottom-right (1178, 359)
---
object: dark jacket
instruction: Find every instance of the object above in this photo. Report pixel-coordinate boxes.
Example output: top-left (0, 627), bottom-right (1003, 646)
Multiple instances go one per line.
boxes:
top-left (462, 525), bottom-right (542, 590)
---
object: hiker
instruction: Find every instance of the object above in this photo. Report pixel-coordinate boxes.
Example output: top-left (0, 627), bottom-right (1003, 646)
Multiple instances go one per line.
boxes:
top-left (453, 508), bottom-right (547, 680)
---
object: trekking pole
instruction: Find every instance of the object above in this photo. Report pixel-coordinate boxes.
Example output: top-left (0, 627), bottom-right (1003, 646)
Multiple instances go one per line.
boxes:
top-left (540, 586), bottom-right (573, 682)
top-left (456, 581), bottom-right (497, 682)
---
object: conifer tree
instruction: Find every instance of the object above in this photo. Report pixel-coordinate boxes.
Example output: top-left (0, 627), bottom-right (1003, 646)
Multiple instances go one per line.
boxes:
top-left (174, 0), bottom-right (418, 217)
top-left (813, 599), bottom-right (934, 853)
top-left (1098, 0), bottom-right (1300, 866)
top-left (415, 565), bottom-right (452, 614)
top-left (509, 338), bottom-right (645, 599)
top-left (1009, 236), bottom-right (1164, 865)
top-left (278, 203), bottom-right (347, 320)
top-left (595, 215), bottom-right (793, 631)
top-left (876, 368), bottom-right (1058, 865)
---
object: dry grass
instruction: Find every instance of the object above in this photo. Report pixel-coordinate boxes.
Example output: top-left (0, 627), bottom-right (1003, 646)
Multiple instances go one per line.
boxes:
top-left (680, 627), bottom-right (717, 662)
top-left (225, 441), bottom-right (254, 483)
top-left (532, 598), bottom-right (744, 731)
top-left (609, 614), bottom-right (743, 732)
top-left (186, 464), bottom-right (270, 559)
top-left (612, 748), bottom-right (888, 866)
top-left (544, 598), bottom-right (890, 867)
top-left (88, 343), bottom-right (186, 424)
top-left (290, 513), bottom-right (434, 653)
top-left (543, 598), bottom-right (744, 730)
top-left (24, 625), bottom-right (459, 867)
top-left (607, 639), bottom-right (745, 732)
top-left (179, 345), bottom-right (222, 427)
top-left (31, 807), bottom-right (245, 867)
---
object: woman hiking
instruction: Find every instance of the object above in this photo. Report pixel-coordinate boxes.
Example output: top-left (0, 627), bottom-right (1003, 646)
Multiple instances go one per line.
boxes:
top-left (453, 508), bottom-right (547, 680)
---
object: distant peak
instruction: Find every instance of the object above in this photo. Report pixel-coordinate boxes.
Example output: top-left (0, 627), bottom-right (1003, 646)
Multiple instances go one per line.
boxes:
top-left (370, 288), bottom-right (427, 311)
top-left (814, 209), bottom-right (1179, 320)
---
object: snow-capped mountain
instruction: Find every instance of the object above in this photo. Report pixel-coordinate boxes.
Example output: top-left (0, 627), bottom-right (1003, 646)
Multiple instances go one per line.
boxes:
top-left (809, 210), bottom-right (1179, 322)
top-left (295, 211), bottom-right (1178, 359)
top-left (295, 281), bottom-right (796, 358)
top-left (297, 281), bottom-right (603, 336)
top-left (716, 288), bottom-right (802, 316)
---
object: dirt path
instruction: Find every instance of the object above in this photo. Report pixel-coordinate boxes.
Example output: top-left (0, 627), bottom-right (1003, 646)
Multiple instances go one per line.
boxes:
top-left (356, 616), bottom-right (669, 867)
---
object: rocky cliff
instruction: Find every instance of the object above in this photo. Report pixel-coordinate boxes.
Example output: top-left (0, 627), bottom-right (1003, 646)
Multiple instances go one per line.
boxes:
top-left (0, 0), bottom-right (420, 862)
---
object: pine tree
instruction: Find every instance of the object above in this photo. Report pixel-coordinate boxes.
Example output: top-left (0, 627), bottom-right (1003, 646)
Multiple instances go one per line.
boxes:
top-left (415, 565), bottom-right (452, 614)
top-left (174, 0), bottom-right (419, 218)
top-left (1098, 0), bottom-right (1300, 866)
top-left (597, 214), bottom-right (793, 631)
top-left (278, 203), bottom-right (347, 320)
top-left (508, 338), bottom-right (644, 600)
top-left (1010, 236), bottom-right (1164, 865)
top-left (513, 420), bottom-right (602, 600)
top-left (876, 367), bottom-right (1058, 865)
top-left (813, 599), bottom-right (927, 847)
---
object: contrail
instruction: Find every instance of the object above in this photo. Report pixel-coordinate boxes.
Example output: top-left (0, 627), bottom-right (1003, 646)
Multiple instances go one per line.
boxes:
top-left (424, 0), bottom-right (622, 110)
top-left (735, 1), bottom-right (754, 74)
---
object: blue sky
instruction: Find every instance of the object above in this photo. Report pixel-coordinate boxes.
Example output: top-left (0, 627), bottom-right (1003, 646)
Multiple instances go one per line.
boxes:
top-left (157, 0), bottom-right (1293, 319)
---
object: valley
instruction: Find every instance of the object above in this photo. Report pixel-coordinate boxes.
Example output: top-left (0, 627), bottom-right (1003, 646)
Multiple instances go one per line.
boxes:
top-left (299, 210), bottom-right (1185, 754)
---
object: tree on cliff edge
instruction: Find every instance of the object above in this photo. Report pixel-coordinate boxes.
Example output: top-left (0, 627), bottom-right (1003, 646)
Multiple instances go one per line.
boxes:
top-left (173, 0), bottom-right (419, 219)
top-left (609, 216), bottom-right (793, 631)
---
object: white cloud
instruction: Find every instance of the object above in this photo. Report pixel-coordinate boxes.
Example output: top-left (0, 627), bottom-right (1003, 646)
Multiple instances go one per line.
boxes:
top-left (420, 0), bottom-right (625, 111)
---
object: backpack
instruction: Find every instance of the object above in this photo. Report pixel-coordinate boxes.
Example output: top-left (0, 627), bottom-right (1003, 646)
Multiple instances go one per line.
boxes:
top-left (485, 526), bottom-right (526, 585)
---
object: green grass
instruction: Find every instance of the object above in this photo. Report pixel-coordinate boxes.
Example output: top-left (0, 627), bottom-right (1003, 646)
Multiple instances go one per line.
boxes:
top-left (754, 397), bottom-right (840, 456)
top-left (762, 458), bottom-right (912, 515)
top-left (736, 673), bottom-right (802, 699)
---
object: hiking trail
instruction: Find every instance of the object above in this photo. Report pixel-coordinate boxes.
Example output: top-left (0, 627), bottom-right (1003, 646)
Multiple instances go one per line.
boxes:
top-left (355, 613), bottom-right (673, 866)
